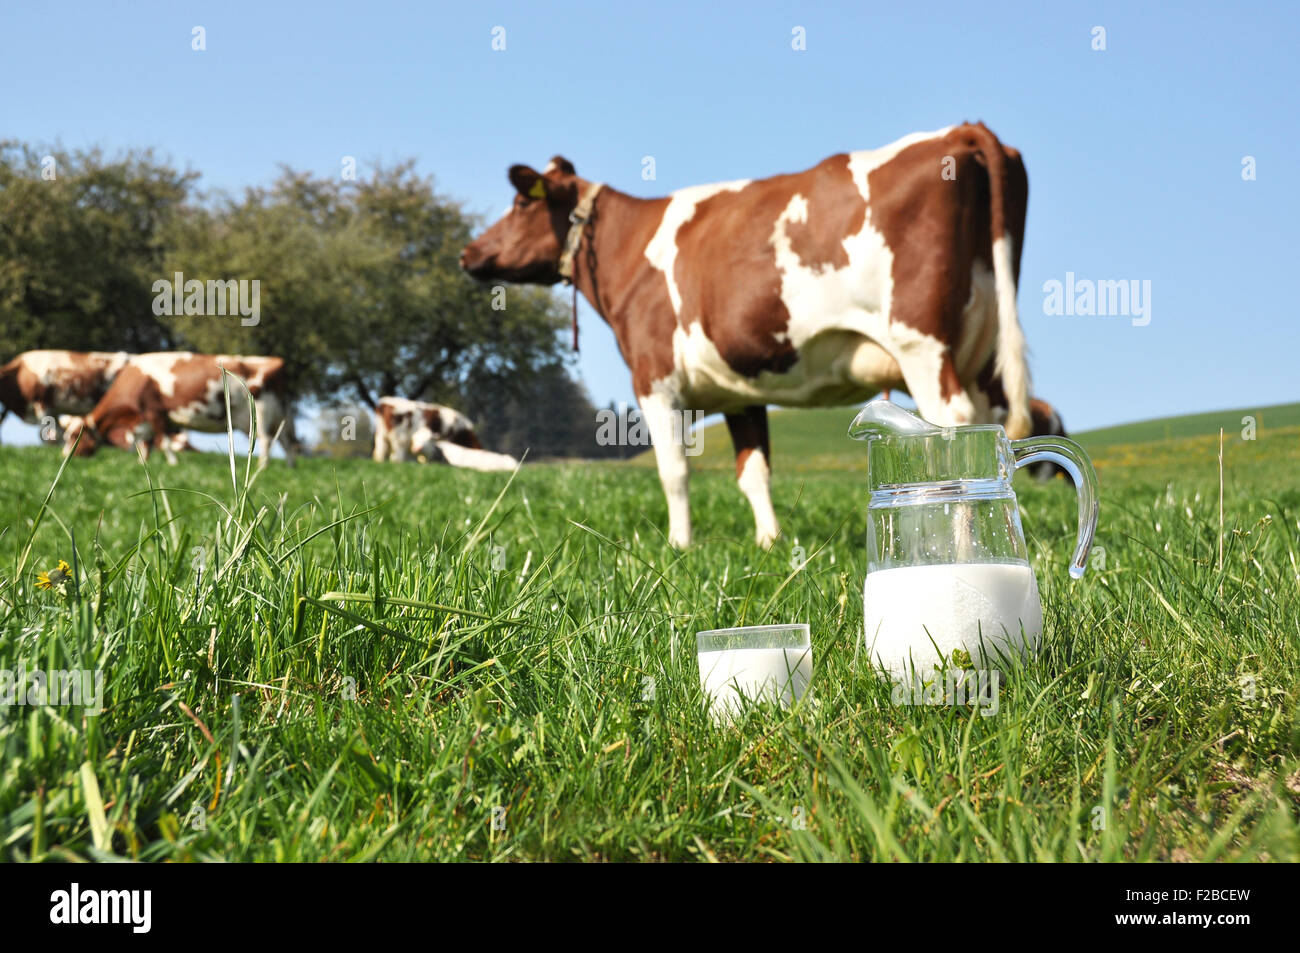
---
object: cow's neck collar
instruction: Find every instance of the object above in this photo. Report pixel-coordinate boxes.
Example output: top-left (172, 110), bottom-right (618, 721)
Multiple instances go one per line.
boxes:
top-left (558, 182), bottom-right (604, 351)
top-left (558, 182), bottom-right (604, 282)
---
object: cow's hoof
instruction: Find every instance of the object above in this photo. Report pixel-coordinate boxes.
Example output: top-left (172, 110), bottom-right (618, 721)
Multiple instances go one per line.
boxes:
top-left (668, 530), bottom-right (693, 549)
top-left (755, 530), bottom-right (780, 550)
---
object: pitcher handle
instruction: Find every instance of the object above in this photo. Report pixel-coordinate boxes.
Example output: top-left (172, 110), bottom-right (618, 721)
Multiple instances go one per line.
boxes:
top-left (1010, 436), bottom-right (1099, 579)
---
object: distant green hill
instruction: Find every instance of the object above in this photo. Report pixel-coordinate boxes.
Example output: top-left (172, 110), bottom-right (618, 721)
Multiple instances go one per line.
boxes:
top-left (634, 401), bottom-right (1299, 472)
top-left (1067, 401), bottom-right (1300, 449)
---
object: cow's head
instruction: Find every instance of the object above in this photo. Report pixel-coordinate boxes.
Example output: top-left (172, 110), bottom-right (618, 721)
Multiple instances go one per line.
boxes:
top-left (459, 157), bottom-right (584, 284)
top-left (410, 409), bottom-right (482, 459)
top-left (61, 416), bottom-right (96, 457)
top-left (62, 413), bottom-right (152, 458)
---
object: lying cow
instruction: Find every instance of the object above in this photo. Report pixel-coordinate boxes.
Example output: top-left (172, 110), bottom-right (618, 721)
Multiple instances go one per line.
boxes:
top-left (0, 350), bottom-right (130, 443)
top-left (461, 123), bottom-right (1051, 547)
top-left (373, 397), bottom-right (517, 471)
top-left (63, 353), bottom-right (297, 466)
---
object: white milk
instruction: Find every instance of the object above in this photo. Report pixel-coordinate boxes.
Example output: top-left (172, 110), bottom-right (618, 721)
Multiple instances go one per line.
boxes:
top-left (863, 562), bottom-right (1042, 677)
top-left (697, 647), bottom-right (812, 720)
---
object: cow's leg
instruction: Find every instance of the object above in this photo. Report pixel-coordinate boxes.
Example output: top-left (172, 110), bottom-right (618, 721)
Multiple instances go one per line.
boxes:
top-left (253, 397), bottom-right (276, 469)
top-left (159, 433), bottom-right (179, 466)
top-left (372, 415), bottom-right (390, 462)
top-left (48, 418), bottom-right (66, 446)
top-left (133, 412), bottom-right (165, 463)
top-left (894, 338), bottom-right (976, 429)
top-left (167, 432), bottom-right (192, 461)
top-left (639, 391), bottom-right (692, 548)
top-left (725, 405), bottom-right (780, 548)
top-left (390, 430), bottom-right (411, 463)
top-left (30, 402), bottom-right (62, 445)
top-left (276, 401), bottom-right (298, 467)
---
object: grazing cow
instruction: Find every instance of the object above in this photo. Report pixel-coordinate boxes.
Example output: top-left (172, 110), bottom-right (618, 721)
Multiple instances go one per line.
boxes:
top-left (57, 413), bottom-right (197, 456)
top-left (460, 122), bottom-right (1048, 547)
top-left (373, 396), bottom-right (517, 471)
top-left (0, 350), bottom-right (130, 443)
top-left (63, 353), bottom-right (297, 466)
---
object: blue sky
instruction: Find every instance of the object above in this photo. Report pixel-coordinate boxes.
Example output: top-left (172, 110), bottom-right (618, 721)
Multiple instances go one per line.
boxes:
top-left (2, 0), bottom-right (1296, 443)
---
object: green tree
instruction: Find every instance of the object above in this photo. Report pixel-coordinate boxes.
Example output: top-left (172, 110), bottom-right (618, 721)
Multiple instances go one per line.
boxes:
top-left (160, 172), bottom-right (365, 400)
top-left (161, 162), bottom-right (572, 412)
top-left (0, 142), bottom-right (194, 358)
top-left (464, 360), bottom-right (616, 460)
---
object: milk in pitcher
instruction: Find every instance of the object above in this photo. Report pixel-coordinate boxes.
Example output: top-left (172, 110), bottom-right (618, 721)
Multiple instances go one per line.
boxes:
top-left (863, 561), bottom-right (1042, 676)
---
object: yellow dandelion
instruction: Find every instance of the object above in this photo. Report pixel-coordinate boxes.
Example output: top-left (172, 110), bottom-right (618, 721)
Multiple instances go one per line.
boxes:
top-left (36, 559), bottom-right (72, 590)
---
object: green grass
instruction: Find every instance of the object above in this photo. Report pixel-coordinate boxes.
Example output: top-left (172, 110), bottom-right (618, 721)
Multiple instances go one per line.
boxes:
top-left (0, 413), bottom-right (1297, 862)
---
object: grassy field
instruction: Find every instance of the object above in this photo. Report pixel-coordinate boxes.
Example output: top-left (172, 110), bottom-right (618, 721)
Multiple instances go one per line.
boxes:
top-left (1, 407), bottom-right (1298, 862)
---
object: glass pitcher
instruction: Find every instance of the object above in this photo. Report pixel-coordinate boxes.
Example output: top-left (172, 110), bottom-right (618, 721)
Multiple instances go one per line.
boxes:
top-left (848, 401), bottom-right (1099, 678)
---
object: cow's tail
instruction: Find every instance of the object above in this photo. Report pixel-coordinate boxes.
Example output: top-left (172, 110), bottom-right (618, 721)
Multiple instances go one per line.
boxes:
top-left (969, 123), bottom-right (1031, 440)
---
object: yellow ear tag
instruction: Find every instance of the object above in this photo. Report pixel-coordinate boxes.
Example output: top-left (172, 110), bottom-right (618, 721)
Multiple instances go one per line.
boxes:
top-left (528, 179), bottom-right (546, 200)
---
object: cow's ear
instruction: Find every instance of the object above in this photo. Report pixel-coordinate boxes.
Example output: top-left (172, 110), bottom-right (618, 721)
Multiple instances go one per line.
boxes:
top-left (508, 164), bottom-right (546, 200)
top-left (544, 156), bottom-right (576, 176)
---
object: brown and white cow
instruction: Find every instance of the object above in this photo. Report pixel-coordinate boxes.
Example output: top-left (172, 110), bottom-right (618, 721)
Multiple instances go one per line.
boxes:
top-left (63, 353), bottom-right (297, 466)
top-left (373, 396), bottom-right (517, 471)
top-left (0, 350), bottom-right (131, 443)
top-left (461, 123), bottom-right (1044, 547)
top-left (373, 397), bottom-right (480, 461)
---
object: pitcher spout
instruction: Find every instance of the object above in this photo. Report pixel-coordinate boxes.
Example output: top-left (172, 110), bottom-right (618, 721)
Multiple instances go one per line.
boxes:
top-left (847, 399), bottom-right (939, 441)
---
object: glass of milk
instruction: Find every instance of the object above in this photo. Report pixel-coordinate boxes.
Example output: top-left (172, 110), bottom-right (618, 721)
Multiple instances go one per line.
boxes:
top-left (696, 624), bottom-right (812, 721)
top-left (848, 400), bottom-right (1099, 679)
